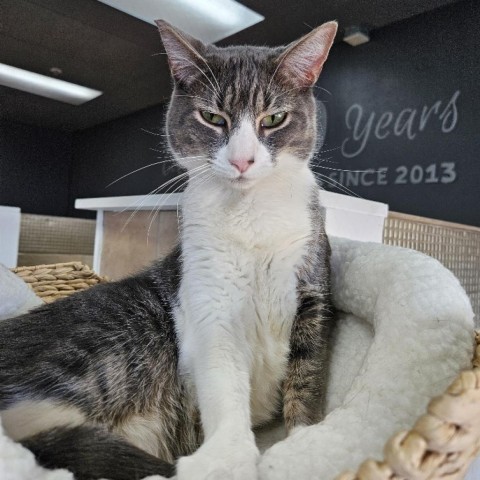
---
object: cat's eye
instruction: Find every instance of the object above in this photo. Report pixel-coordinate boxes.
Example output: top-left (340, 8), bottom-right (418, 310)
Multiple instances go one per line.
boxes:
top-left (200, 111), bottom-right (227, 127)
top-left (261, 112), bottom-right (287, 129)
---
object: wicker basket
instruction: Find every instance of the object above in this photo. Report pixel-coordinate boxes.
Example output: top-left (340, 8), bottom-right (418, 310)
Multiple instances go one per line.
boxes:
top-left (336, 333), bottom-right (480, 480)
top-left (11, 262), bottom-right (107, 303)
top-left (11, 263), bottom-right (480, 479)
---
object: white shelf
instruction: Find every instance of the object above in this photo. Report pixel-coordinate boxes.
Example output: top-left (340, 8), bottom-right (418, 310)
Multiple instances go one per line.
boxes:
top-left (76, 191), bottom-right (389, 244)
top-left (75, 194), bottom-right (182, 211)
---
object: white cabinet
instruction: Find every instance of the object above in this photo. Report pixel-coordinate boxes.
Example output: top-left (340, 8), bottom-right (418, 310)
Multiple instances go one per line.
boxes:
top-left (0, 206), bottom-right (21, 268)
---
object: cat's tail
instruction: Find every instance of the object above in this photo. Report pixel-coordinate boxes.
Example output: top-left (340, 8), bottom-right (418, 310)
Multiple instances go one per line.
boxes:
top-left (20, 424), bottom-right (175, 480)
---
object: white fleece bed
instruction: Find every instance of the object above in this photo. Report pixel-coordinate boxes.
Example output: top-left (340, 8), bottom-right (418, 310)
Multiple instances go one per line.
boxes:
top-left (0, 237), bottom-right (475, 480)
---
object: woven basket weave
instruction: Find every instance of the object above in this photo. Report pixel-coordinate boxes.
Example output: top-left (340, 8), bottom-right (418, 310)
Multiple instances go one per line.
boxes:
top-left (11, 262), bottom-right (107, 303)
top-left (11, 264), bottom-right (480, 478)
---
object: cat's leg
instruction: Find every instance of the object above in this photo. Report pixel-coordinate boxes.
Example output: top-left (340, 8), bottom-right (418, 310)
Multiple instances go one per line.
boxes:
top-left (175, 262), bottom-right (259, 480)
top-left (21, 425), bottom-right (175, 480)
top-left (283, 281), bottom-right (335, 432)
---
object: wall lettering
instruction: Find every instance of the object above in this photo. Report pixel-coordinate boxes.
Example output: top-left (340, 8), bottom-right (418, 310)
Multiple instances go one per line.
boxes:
top-left (316, 162), bottom-right (457, 188)
top-left (341, 90), bottom-right (460, 158)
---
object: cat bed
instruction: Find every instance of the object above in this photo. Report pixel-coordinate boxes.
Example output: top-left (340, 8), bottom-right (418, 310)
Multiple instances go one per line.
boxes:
top-left (0, 263), bottom-right (43, 321)
top-left (0, 237), bottom-right (477, 480)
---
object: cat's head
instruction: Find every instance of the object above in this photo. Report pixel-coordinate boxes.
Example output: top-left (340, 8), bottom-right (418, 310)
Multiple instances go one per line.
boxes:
top-left (157, 20), bottom-right (337, 189)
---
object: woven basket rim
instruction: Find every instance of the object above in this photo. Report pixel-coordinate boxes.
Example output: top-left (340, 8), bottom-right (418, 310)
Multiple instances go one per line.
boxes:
top-left (336, 331), bottom-right (480, 480)
top-left (12, 261), bottom-right (90, 272)
top-left (12, 261), bottom-right (107, 303)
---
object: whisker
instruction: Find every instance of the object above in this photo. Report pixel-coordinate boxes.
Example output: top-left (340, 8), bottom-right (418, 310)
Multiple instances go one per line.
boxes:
top-left (106, 161), bottom-right (166, 188)
top-left (119, 185), bottom-right (165, 231)
top-left (119, 165), bottom-right (207, 231)
top-left (146, 170), bottom-right (197, 222)
top-left (266, 55), bottom-right (286, 99)
top-left (147, 181), bottom-right (189, 240)
top-left (174, 94), bottom-right (212, 104)
top-left (162, 165), bottom-right (210, 207)
top-left (315, 165), bottom-right (385, 174)
top-left (313, 85), bottom-right (332, 96)
top-left (318, 146), bottom-right (341, 154)
top-left (147, 166), bottom-right (210, 240)
top-left (173, 155), bottom-right (206, 161)
top-left (270, 85), bottom-right (304, 100)
top-left (313, 172), bottom-right (362, 198)
top-left (150, 148), bottom-right (176, 154)
top-left (175, 55), bottom-right (221, 100)
top-left (196, 54), bottom-right (221, 96)
top-left (313, 156), bottom-right (333, 165)
top-left (114, 185), bottom-right (164, 216)
top-left (140, 127), bottom-right (163, 136)
top-left (105, 152), bottom-right (203, 188)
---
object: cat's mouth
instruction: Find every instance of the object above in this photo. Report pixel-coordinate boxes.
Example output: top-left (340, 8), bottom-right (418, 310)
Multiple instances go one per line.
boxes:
top-left (234, 176), bottom-right (249, 183)
top-left (229, 174), bottom-right (255, 189)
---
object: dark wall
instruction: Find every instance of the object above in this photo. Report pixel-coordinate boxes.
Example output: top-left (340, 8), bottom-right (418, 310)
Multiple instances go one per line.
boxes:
top-left (4, 0), bottom-right (479, 227)
top-left (0, 121), bottom-right (72, 216)
top-left (70, 104), bottom-right (180, 218)
top-left (316, 0), bottom-right (480, 226)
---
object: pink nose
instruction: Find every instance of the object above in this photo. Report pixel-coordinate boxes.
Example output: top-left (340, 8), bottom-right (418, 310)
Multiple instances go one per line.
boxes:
top-left (230, 158), bottom-right (254, 174)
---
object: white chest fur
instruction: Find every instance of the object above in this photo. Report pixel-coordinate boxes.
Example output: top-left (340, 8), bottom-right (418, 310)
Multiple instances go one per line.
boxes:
top-left (176, 168), bottom-right (316, 427)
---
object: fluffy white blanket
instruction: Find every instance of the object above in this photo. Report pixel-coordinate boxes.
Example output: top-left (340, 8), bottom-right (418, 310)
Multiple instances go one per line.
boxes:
top-left (0, 238), bottom-right (475, 480)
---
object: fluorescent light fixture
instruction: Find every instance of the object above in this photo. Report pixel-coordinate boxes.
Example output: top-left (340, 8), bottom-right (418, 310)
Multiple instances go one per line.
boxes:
top-left (343, 26), bottom-right (370, 47)
top-left (98, 0), bottom-right (264, 44)
top-left (0, 63), bottom-right (103, 105)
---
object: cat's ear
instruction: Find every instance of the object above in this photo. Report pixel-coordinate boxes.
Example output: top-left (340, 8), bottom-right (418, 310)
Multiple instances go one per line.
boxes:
top-left (276, 21), bottom-right (338, 88)
top-left (155, 20), bottom-right (207, 87)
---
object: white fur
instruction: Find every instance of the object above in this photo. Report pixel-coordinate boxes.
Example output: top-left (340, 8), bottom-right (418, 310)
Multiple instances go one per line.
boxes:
top-left (213, 117), bottom-right (274, 185)
top-left (174, 149), bottom-right (317, 478)
top-left (0, 237), bottom-right (475, 480)
top-left (1, 401), bottom-right (86, 441)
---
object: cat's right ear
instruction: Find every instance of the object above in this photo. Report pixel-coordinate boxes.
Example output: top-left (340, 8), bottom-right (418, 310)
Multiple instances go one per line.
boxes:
top-left (155, 20), bottom-right (206, 87)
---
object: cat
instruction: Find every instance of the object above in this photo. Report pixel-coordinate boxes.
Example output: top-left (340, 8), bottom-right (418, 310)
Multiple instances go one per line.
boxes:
top-left (0, 19), bottom-right (337, 480)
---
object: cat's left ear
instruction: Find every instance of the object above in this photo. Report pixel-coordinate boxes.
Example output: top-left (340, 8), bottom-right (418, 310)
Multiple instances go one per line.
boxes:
top-left (276, 21), bottom-right (338, 88)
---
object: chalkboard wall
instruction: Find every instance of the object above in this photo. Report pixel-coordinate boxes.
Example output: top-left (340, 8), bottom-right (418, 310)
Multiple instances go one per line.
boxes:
top-left (315, 0), bottom-right (480, 226)
top-left (70, 104), bottom-right (183, 218)
top-left (0, 121), bottom-right (72, 216)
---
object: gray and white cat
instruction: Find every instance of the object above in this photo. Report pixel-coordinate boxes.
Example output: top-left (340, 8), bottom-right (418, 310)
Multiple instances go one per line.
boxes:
top-left (0, 20), bottom-right (337, 480)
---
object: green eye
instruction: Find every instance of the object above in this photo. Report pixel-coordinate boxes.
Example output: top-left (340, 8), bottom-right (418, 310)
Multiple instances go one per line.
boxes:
top-left (261, 112), bottom-right (287, 129)
top-left (200, 111), bottom-right (227, 127)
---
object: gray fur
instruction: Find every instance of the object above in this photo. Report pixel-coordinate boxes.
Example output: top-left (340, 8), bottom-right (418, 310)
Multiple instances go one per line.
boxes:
top-left (0, 21), bottom-right (335, 479)
top-left (284, 195), bottom-right (333, 430)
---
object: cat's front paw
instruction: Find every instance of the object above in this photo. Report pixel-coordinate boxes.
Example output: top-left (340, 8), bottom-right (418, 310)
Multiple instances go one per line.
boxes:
top-left (176, 435), bottom-right (259, 480)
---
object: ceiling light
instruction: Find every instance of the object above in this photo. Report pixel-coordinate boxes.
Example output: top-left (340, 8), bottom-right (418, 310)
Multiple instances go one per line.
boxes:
top-left (0, 63), bottom-right (103, 105)
top-left (343, 26), bottom-right (370, 46)
top-left (98, 0), bottom-right (264, 44)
